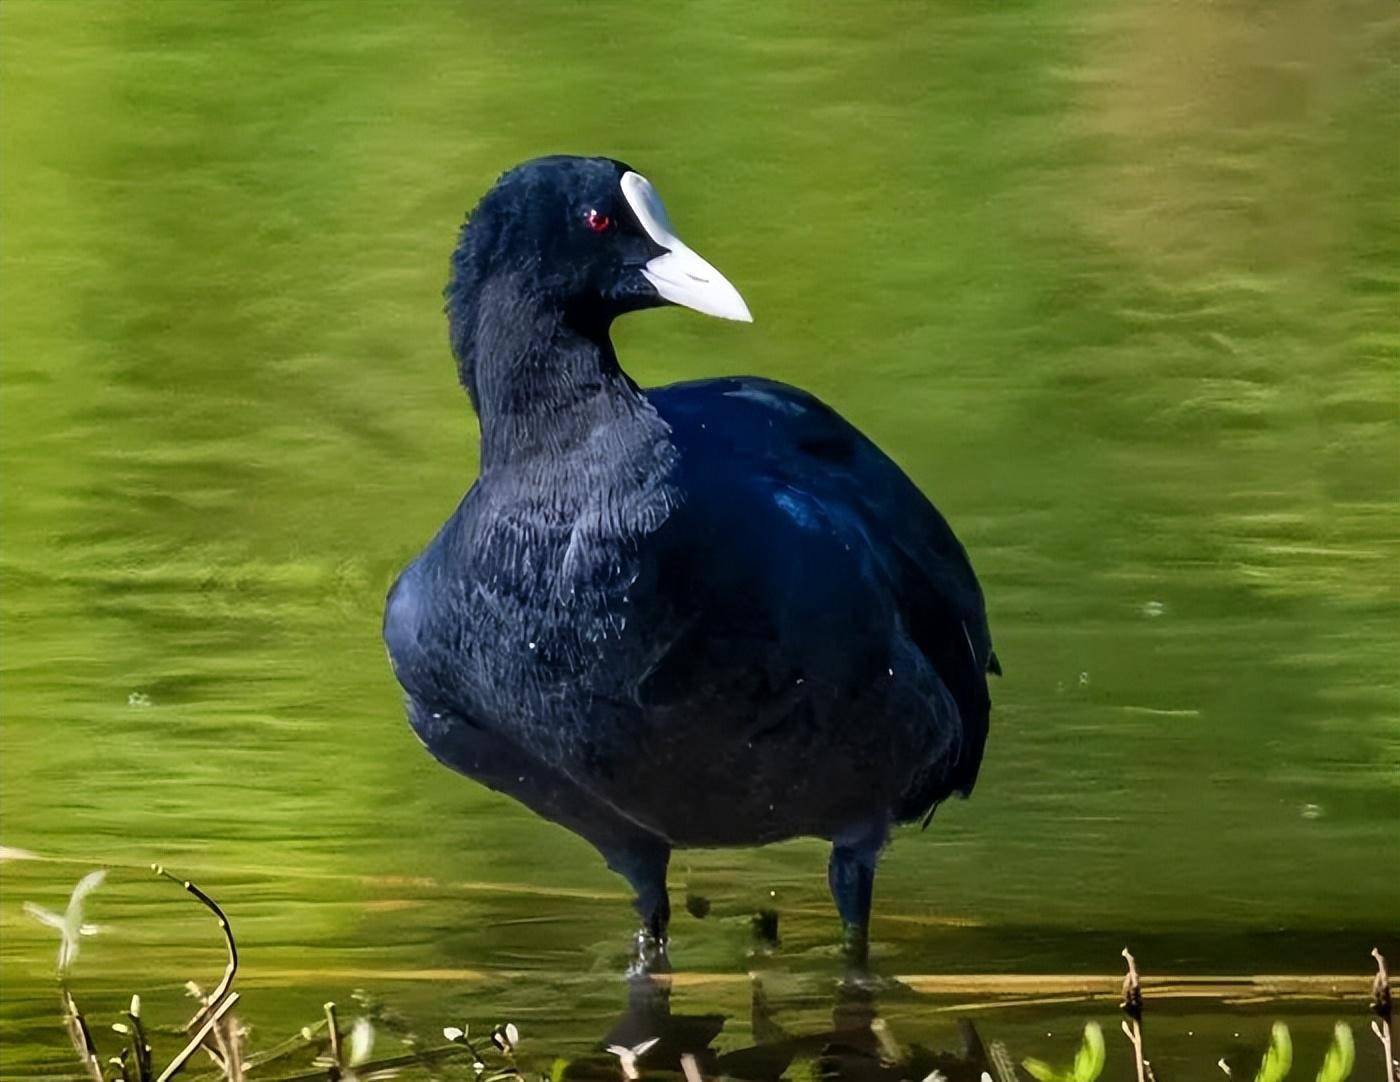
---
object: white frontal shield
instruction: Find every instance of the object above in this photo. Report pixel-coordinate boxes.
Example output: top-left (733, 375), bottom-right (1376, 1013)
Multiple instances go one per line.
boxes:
top-left (621, 171), bottom-right (752, 323)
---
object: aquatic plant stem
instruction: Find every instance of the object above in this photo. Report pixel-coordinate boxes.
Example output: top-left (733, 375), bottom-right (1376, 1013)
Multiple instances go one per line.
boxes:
top-left (62, 988), bottom-right (103, 1082)
top-left (1373, 949), bottom-right (1396, 1082)
top-left (209, 1008), bottom-right (245, 1082)
top-left (127, 995), bottom-right (153, 1082)
top-left (152, 865), bottom-right (238, 1034)
top-left (1120, 948), bottom-right (1153, 1082)
top-left (155, 992), bottom-right (240, 1082)
top-left (324, 1001), bottom-right (343, 1068)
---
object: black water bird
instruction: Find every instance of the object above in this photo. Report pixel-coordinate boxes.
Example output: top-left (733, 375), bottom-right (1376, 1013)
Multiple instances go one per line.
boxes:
top-left (384, 156), bottom-right (998, 960)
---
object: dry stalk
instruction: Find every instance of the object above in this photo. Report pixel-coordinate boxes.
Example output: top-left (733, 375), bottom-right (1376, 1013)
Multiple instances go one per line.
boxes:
top-left (109, 1046), bottom-right (133, 1082)
top-left (209, 1006), bottom-right (246, 1082)
top-left (324, 1001), bottom-right (344, 1069)
top-left (156, 992), bottom-right (241, 1082)
top-left (54, 868), bottom-right (246, 1082)
top-left (127, 996), bottom-right (154, 1082)
top-left (152, 865), bottom-right (238, 1032)
top-left (62, 988), bottom-right (103, 1082)
top-left (1120, 947), bottom-right (1157, 1082)
top-left (1374, 949), bottom-right (1396, 1082)
top-left (155, 864), bottom-right (248, 1078)
top-left (988, 1039), bottom-right (1020, 1082)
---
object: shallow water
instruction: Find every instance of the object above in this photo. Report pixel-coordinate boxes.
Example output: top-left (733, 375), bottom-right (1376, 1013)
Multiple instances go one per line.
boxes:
top-left (1, 1), bottom-right (1397, 1077)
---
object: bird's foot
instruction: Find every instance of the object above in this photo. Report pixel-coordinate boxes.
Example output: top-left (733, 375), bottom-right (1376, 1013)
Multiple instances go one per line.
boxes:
top-left (626, 926), bottom-right (671, 976)
top-left (837, 965), bottom-right (898, 996)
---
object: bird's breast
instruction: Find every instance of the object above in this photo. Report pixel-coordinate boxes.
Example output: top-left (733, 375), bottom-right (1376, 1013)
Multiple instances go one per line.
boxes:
top-left (440, 463), bottom-right (683, 739)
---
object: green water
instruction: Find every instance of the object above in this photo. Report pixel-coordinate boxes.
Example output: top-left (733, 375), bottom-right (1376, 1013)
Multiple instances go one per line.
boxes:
top-left (2, 1), bottom-right (1397, 1077)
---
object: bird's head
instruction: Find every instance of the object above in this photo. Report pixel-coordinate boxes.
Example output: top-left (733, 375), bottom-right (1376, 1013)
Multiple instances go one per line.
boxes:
top-left (445, 156), bottom-right (750, 380)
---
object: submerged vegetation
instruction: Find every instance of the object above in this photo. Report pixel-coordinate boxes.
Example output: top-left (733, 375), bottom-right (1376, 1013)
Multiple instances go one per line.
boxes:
top-left (24, 869), bottom-right (1399, 1082)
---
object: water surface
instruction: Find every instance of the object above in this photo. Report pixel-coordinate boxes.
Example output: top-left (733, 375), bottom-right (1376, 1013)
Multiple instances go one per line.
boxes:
top-left (2, 1), bottom-right (1397, 1077)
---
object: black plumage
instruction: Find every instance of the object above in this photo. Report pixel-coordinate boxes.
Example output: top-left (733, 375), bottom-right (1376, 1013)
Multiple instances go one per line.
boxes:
top-left (384, 156), bottom-right (996, 959)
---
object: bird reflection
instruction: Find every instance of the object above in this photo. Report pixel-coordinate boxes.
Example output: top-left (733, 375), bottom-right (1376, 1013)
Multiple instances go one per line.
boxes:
top-left (558, 969), bottom-right (996, 1082)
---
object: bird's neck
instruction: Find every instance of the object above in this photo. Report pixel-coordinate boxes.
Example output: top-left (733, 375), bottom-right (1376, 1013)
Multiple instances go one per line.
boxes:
top-left (458, 277), bottom-right (645, 471)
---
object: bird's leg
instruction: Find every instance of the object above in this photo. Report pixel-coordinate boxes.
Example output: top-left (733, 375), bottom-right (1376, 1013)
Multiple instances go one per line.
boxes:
top-left (630, 891), bottom-right (671, 975)
top-left (828, 821), bottom-right (887, 966)
top-left (603, 837), bottom-right (671, 972)
top-left (828, 848), bottom-right (873, 963)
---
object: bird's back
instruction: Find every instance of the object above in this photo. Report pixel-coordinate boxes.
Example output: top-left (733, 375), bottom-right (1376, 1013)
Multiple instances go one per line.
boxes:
top-left (645, 377), bottom-right (997, 821)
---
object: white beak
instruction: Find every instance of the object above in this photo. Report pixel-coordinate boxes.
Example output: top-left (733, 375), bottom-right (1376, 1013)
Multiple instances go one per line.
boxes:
top-left (621, 171), bottom-right (752, 323)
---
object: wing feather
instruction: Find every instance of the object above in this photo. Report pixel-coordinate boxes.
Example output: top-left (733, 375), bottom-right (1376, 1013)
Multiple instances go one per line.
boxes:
top-left (650, 376), bottom-right (996, 812)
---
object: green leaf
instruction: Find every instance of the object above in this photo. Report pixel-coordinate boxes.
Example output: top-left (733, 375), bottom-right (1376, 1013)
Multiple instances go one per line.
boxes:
top-left (1255, 1022), bottom-right (1293, 1082)
top-left (1071, 1023), bottom-right (1106, 1082)
top-left (1022, 1057), bottom-right (1071, 1082)
top-left (1022, 1024), bottom-right (1104, 1082)
top-left (1315, 1023), bottom-right (1354, 1082)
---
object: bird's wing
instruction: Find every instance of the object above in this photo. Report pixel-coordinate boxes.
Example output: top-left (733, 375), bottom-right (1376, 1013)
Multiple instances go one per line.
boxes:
top-left (648, 376), bottom-right (996, 804)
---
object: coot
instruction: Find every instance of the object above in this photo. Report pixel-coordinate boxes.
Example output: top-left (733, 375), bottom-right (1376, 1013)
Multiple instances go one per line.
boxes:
top-left (384, 156), bottom-right (998, 960)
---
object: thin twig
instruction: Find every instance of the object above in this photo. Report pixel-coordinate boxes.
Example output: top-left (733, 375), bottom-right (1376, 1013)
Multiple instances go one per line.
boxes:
top-left (152, 865), bottom-right (238, 1034)
top-left (1120, 948), bottom-right (1154, 1082)
top-left (324, 1001), bottom-right (344, 1070)
top-left (1374, 949), bottom-right (1396, 1082)
top-left (988, 1040), bottom-right (1020, 1082)
top-left (197, 1034), bottom-right (230, 1074)
top-left (110, 1046), bottom-right (133, 1082)
top-left (210, 1011), bottom-right (242, 1082)
top-left (241, 1019), bottom-right (328, 1072)
top-left (155, 991), bottom-right (240, 1082)
top-left (62, 988), bottom-right (104, 1082)
top-left (127, 995), bottom-right (153, 1082)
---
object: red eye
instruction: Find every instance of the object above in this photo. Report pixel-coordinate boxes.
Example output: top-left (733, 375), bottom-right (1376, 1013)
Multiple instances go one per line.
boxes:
top-left (584, 208), bottom-right (613, 233)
